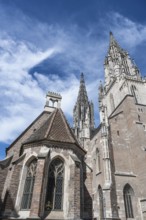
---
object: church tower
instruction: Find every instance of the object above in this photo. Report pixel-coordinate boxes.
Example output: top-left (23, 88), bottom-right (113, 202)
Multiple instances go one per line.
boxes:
top-left (95, 32), bottom-right (146, 219)
top-left (73, 73), bottom-right (94, 145)
top-left (99, 32), bottom-right (146, 117)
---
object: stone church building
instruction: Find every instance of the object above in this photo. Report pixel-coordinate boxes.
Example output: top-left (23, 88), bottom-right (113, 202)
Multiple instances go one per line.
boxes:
top-left (1, 32), bottom-right (146, 220)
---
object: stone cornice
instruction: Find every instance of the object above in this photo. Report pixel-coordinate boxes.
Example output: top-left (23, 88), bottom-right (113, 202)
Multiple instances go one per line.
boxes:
top-left (22, 140), bottom-right (86, 156)
top-left (115, 171), bottom-right (136, 177)
top-left (125, 75), bottom-right (145, 83)
top-left (109, 111), bottom-right (123, 119)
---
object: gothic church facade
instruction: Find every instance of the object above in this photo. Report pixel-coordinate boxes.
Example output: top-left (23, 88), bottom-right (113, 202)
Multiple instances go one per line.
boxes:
top-left (1, 33), bottom-right (146, 220)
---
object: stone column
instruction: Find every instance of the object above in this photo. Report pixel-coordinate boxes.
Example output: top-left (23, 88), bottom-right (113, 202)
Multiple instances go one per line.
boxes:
top-left (29, 155), bottom-right (46, 219)
top-left (103, 189), bottom-right (112, 219)
top-left (74, 161), bottom-right (81, 220)
top-left (68, 155), bottom-right (82, 220)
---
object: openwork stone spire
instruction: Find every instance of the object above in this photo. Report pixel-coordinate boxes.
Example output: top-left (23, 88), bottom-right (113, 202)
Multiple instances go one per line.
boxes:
top-left (77, 73), bottom-right (89, 106)
top-left (73, 73), bottom-right (94, 144)
top-left (104, 32), bottom-right (141, 90)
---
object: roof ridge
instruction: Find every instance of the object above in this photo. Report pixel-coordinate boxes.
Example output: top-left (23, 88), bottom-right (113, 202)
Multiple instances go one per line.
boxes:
top-left (58, 108), bottom-right (80, 146)
top-left (44, 109), bottom-right (58, 138)
top-left (6, 111), bottom-right (50, 153)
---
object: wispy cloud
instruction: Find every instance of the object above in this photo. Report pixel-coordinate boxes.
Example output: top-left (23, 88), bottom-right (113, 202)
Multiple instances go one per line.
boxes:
top-left (110, 13), bottom-right (146, 49)
top-left (0, 38), bottom-right (59, 143)
top-left (0, 1), bottom-right (146, 158)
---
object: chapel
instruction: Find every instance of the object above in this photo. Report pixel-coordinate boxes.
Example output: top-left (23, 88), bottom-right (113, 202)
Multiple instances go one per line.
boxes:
top-left (1, 32), bottom-right (146, 220)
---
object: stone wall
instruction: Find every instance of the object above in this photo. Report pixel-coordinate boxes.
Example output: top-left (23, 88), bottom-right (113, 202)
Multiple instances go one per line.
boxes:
top-left (1, 159), bottom-right (24, 218)
top-left (109, 95), bottom-right (146, 219)
top-left (74, 162), bottom-right (81, 219)
top-left (0, 167), bottom-right (8, 213)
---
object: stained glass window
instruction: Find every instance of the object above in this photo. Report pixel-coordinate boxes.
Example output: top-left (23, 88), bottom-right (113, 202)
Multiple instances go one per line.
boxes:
top-left (21, 159), bottom-right (37, 210)
top-left (45, 158), bottom-right (64, 211)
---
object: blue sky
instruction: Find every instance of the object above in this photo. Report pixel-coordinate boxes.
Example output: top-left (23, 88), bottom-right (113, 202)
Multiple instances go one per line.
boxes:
top-left (0, 0), bottom-right (146, 159)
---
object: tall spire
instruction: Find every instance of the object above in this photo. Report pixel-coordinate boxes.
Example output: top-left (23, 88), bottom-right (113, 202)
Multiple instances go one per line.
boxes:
top-left (104, 32), bottom-right (141, 89)
top-left (77, 73), bottom-right (89, 105)
top-left (73, 73), bottom-right (94, 145)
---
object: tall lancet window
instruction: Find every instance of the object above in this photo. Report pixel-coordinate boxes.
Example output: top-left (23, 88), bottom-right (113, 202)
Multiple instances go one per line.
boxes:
top-left (21, 159), bottom-right (37, 210)
top-left (123, 184), bottom-right (134, 218)
top-left (98, 185), bottom-right (105, 219)
top-left (45, 158), bottom-right (64, 211)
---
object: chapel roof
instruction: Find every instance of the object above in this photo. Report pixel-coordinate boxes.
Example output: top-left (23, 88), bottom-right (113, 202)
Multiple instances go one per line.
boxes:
top-left (24, 108), bottom-right (83, 150)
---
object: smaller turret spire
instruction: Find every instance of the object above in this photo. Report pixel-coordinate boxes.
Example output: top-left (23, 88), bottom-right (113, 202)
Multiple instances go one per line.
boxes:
top-left (73, 73), bottom-right (94, 145)
top-left (77, 73), bottom-right (89, 105)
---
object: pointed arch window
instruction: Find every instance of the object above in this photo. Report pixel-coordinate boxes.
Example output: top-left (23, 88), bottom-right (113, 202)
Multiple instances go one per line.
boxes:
top-left (21, 159), bottom-right (37, 210)
top-left (123, 184), bottom-right (134, 218)
top-left (98, 185), bottom-right (105, 219)
top-left (45, 158), bottom-right (64, 211)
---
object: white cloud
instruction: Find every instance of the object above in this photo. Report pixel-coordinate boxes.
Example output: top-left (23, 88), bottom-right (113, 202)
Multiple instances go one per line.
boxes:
top-left (34, 72), bottom-right (79, 117)
top-left (0, 36), bottom-right (62, 144)
top-left (105, 12), bottom-right (146, 49)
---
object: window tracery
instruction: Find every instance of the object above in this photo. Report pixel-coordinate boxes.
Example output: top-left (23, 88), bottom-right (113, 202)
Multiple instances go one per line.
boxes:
top-left (21, 159), bottom-right (37, 210)
top-left (45, 158), bottom-right (64, 211)
top-left (123, 184), bottom-right (134, 218)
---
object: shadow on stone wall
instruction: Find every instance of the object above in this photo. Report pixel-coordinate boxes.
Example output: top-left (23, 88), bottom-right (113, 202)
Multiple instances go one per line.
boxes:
top-left (0, 190), bottom-right (19, 219)
top-left (83, 184), bottom-right (93, 220)
top-left (0, 197), bottom-right (2, 218)
top-left (41, 209), bottom-right (52, 219)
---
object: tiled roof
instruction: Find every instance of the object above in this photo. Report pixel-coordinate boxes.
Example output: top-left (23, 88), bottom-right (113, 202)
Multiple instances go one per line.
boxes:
top-left (24, 108), bottom-right (80, 145)
top-left (6, 111), bottom-right (51, 152)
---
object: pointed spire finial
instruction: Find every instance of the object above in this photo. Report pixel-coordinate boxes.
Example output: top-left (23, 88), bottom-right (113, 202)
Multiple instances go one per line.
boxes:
top-left (109, 31), bottom-right (116, 46)
top-left (80, 72), bottom-right (84, 83)
top-left (110, 31), bottom-right (113, 36)
top-left (109, 31), bottom-right (125, 55)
